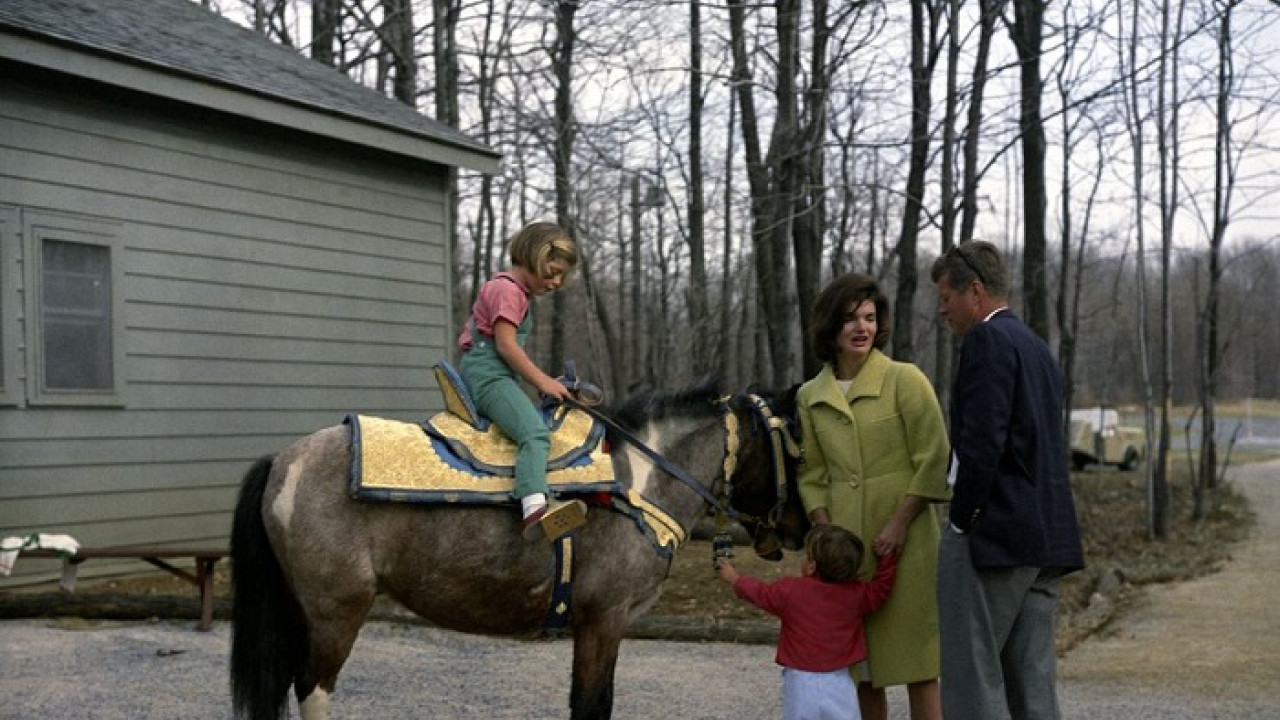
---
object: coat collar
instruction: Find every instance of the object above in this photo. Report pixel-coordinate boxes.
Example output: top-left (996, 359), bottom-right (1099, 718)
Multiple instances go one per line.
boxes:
top-left (808, 349), bottom-right (890, 412)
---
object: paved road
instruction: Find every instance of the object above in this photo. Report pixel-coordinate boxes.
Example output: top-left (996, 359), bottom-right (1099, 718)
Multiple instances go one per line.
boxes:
top-left (2, 460), bottom-right (1277, 720)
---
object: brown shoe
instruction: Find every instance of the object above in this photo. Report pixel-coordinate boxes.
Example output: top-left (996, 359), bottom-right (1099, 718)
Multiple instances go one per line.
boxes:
top-left (521, 500), bottom-right (588, 542)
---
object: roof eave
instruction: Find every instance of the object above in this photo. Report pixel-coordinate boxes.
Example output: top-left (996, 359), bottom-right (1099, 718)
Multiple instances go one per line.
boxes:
top-left (0, 29), bottom-right (501, 176)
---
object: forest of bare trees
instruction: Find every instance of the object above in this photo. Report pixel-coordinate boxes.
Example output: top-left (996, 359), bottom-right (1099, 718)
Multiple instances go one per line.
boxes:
top-left (205, 0), bottom-right (1279, 530)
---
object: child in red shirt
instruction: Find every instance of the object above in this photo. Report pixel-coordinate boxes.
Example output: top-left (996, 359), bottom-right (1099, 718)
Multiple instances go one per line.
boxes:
top-left (716, 523), bottom-right (897, 720)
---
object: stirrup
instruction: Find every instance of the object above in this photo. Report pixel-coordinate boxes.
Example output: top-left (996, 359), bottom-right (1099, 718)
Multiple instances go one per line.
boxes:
top-left (522, 500), bottom-right (588, 542)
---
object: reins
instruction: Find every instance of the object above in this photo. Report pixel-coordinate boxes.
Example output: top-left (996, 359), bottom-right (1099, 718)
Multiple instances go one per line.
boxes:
top-left (563, 396), bottom-right (741, 521)
top-left (562, 390), bottom-right (801, 537)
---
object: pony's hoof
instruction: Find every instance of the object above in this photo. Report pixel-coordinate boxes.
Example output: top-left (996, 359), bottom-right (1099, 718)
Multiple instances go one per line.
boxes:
top-left (522, 500), bottom-right (588, 542)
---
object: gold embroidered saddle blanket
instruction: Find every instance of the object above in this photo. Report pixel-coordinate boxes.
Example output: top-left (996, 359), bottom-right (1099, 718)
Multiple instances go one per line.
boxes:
top-left (346, 409), bottom-right (614, 501)
top-left (345, 412), bottom-right (687, 557)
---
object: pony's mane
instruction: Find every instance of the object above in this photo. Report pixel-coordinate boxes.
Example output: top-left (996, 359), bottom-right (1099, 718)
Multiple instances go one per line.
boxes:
top-left (607, 376), bottom-right (723, 433)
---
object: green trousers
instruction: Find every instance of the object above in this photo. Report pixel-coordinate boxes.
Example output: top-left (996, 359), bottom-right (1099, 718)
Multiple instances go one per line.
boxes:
top-left (459, 335), bottom-right (550, 502)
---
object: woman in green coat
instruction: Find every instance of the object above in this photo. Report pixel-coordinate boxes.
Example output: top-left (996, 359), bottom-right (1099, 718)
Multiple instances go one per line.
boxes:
top-left (796, 273), bottom-right (950, 720)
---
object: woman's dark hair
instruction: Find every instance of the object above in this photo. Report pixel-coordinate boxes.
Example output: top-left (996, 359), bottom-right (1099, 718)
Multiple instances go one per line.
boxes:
top-left (809, 273), bottom-right (892, 365)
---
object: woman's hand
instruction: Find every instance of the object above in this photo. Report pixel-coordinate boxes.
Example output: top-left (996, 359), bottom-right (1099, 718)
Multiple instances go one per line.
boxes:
top-left (873, 519), bottom-right (907, 558)
top-left (875, 495), bottom-right (929, 557)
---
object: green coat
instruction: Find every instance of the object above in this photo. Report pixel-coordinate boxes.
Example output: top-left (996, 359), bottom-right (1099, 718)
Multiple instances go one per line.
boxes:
top-left (796, 349), bottom-right (951, 687)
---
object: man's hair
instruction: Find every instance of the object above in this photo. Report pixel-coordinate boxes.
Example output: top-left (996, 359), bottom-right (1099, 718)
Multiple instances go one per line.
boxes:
top-left (808, 273), bottom-right (892, 366)
top-left (929, 240), bottom-right (1009, 298)
top-left (805, 523), bottom-right (865, 584)
top-left (508, 221), bottom-right (578, 278)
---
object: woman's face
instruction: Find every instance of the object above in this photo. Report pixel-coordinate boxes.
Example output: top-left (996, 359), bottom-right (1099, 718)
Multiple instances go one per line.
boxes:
top-left (836, 299), bottom-right (877, 361)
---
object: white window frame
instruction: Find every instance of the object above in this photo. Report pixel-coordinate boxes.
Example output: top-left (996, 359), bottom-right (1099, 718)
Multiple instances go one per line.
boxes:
top-left (23, 211), bottom-right (127, 407)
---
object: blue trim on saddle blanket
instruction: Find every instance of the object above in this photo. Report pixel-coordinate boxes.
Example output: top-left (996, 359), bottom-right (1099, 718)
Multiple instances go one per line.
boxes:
top-left (421, 405), bottom-right (606, 478)
top-left (344, 412), bottom-right (614, 503)
top-left (344, 413), bottom-right (689, 560)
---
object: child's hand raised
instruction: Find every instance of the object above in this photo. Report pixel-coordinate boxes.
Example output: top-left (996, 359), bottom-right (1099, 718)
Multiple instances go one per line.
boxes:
top-left (714, 558), bottom-right (740, 584)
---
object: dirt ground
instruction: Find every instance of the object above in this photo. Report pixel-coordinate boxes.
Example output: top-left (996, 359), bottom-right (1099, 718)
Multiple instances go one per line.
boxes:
top-left (8, 458), bottom-right (1276, 720)
top-left (1057, 457), bottom-right (1280, 701)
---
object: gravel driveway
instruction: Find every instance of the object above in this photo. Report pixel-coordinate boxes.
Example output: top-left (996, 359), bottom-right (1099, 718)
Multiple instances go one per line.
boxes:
top-left (3, 460), bottom-right (1277, 720)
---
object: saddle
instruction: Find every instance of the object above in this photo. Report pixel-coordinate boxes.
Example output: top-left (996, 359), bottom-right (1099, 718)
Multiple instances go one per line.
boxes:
top-left (346, 361), bottom-right (688, 558)
top-left (424, 359), bottom-right (604, 476)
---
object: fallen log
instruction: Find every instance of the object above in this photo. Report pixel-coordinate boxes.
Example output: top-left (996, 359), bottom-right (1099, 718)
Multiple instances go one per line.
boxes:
top-left (0, 593), bottom-right (231, 624)
top-left (0, 592), bottom-right (779, 644)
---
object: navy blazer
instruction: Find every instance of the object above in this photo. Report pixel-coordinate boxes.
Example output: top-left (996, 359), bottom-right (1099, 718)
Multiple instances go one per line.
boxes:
top-left (949, 309), bottom-right (1085, 571)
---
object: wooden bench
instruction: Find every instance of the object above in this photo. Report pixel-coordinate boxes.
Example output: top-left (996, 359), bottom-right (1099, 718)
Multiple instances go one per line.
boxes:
top-left (19, 546), bottom-right (229, 631)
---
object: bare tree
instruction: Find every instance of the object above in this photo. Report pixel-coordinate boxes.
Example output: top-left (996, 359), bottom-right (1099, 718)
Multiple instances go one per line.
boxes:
top-left (311, 0), bottom-right (340, 65)
top-left (1197, 0), bottom-right (1237, 511)
top-left (433, 0), bottom-right (463, 336)
top-left (686, 0), bottom-right (712, 378)
top-left (892, 0), bottom-right (942, 364)
top-left (792, 0), bottom-right (831, 379)
top-left (1118, 0), bottom-right (1164, 539)
top-left (380, 0), bottom-right (417, 105)
top-left (549, 0), bottom-right (579, 373)
top-left (727, 0), bottom-right (797, 388)
top-left (1150, 0), bottom-right (1188, 534)
top-left (1007, 0), bottom-right (1050, 340)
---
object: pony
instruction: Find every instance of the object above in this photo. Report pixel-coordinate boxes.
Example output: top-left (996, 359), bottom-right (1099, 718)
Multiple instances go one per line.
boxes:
top-left (229, 381), bottom-right (808, 720)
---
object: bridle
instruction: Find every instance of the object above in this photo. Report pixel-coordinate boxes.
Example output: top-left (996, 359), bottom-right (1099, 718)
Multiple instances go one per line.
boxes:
top-left (563, 391), bottom-right (801, 545)
top-left (564, 395), bottom-right (740, 520)
top-left (729, 393), bottom-right (802, 535)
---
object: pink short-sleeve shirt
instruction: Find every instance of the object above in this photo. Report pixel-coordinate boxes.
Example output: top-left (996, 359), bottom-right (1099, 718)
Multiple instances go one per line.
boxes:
top-left (457, 272), bottom-right (531, 352)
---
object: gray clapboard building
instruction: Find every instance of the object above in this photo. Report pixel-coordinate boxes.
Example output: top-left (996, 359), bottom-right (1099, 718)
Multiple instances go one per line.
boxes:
top-left (0, 0), bottom-right (498, 586)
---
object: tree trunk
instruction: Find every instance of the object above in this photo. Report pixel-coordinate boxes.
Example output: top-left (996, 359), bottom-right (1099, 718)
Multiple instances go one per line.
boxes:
top-left (310, 0), bottom-right (340, 66)
top-left (549, 0), bottom-right (579, 373)
top-left (1009, 0), bottom-right (1049, 341)
top-left (384, 0), bottom-right (416, 106)
top-left (794, 0), bottom-right (830, 380)
top-left (1200, 2), bottom-right (1235, 507)
top-left (686, 0), bottom-right (711, 378)
top-left (719, 79), bottom-right (738, 383)
top-left (434, 0), bottom-right (462, 346)
top-left (1120, 0), bottom-right (1165, 539)
top-left (935, 0), bottom-right (960, 406)
top-left (727, 0), bottom-right (796, 389)
top-left (893, 0), bottom-right (939, 365)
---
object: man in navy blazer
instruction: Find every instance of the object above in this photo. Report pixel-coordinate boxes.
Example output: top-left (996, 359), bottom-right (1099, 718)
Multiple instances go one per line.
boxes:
top-left (930, 241), bottom-right (1084, 720)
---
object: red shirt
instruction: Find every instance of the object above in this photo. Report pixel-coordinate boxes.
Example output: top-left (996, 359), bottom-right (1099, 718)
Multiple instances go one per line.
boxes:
top-left (733, 554), bottom-right (897, 672)
top-left (457, 272), bottom-right (530, 352)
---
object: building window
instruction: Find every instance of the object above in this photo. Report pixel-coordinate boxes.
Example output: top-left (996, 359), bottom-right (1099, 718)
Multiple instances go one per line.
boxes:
top-left (25, 212), bottom-right (125, 406)
top-left (42, 240), bottom-right (114, 390)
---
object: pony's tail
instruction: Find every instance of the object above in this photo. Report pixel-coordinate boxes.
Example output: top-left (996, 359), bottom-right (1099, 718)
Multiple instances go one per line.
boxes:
top-left (230, 455), bottom-right (310, 720)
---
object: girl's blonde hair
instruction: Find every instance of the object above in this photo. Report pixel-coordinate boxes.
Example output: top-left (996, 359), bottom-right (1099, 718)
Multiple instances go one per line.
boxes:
top-left (509, 221), bottom-right (577, 278)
